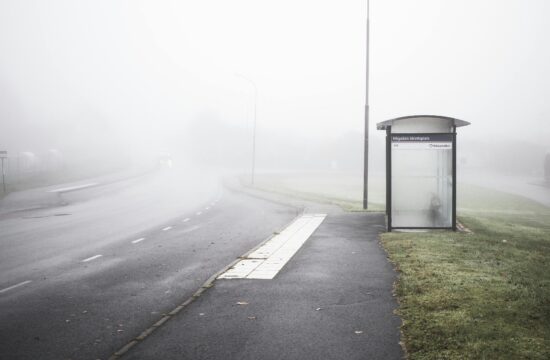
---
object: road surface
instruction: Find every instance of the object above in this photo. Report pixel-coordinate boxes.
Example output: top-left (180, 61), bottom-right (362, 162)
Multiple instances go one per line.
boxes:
top-left (0, 170), bottom-right (299, 360)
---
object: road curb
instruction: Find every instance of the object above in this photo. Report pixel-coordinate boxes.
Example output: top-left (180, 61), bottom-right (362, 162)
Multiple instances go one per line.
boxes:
top-left (107, 256), bottom-right (242, 360)
top-left (223, 181), bottom-right (305, 213)
top-left (107, 212), bottom-right (304, 359)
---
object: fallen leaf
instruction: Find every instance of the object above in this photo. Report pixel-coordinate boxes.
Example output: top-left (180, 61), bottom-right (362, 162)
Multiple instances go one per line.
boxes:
top-left (354, 331), bottom-right (363, 335)
top-left (247, 316), bottom-right (256, 320)
top-left (315, 308), bottom-right (322, 311)
top-left (236, 301), bottom-right (249, 306)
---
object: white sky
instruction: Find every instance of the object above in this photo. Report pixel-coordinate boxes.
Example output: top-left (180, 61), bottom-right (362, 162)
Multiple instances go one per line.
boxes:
top-left (1, 0), bottom-right (549, 150)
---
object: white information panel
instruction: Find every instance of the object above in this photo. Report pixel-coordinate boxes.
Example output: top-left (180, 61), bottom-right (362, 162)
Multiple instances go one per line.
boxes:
top-left (391, 134), bottom-right (453, 150)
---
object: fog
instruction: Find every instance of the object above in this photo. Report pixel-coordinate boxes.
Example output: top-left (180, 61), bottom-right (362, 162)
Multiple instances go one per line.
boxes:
top-left (1, 0), bottom-right (549, 185)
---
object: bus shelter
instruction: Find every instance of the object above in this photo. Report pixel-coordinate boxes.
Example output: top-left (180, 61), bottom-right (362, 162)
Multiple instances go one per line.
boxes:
top-left (377, 115), bottom-right (470, 231)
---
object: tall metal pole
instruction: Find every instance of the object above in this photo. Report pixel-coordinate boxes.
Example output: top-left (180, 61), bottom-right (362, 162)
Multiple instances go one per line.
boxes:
top-left (1, 158), bottom-right (6, 194)
top-left (236, 74), bottom-right (258, 186)
top-left (363, 0), bottom-right (370, 209)
top-left (251, 82), bottom-right (257, 186)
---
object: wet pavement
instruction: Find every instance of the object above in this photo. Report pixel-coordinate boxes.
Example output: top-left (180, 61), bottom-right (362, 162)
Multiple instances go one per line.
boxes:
top-left (122, 207), bottom-right (402, 360)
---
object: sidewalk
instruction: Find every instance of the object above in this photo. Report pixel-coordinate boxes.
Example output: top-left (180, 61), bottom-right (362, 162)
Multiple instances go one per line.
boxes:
top-left (122, 198), bottom-right (403, 359)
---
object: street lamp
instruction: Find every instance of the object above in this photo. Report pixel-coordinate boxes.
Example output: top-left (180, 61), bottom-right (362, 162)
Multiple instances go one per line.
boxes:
top-left (235, 73), bottom-right (258, 186)
top-left (363, 0), bottom-right (371, 209)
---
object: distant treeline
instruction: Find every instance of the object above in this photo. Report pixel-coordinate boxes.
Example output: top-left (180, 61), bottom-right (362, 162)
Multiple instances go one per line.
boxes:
top-left (459, 140), bottom-right (549, 177)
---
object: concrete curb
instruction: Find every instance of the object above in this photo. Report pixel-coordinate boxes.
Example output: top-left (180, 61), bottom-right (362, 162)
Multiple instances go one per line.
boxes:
top-left (107, 256), bottom-right (243, 360)
top-left (223, 181), bottom-right (305, 213)
top-left (108, 210), bottom-right (304, 360)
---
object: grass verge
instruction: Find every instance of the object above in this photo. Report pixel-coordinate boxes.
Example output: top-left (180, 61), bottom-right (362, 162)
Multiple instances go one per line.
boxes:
top-left (250, 172), bottom-right (385, 211)
top-left (383, 186), bottom-right (550, 359)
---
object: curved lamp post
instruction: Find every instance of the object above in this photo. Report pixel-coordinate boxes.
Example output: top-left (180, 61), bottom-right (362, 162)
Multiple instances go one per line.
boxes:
top-left (235, 73), bottom-right (258, 186)
top-left (363, 0), bottom-right (371, 209)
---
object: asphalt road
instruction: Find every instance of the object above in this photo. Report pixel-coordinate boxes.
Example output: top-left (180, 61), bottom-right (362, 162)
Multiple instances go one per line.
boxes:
top-left (0, 171), bottom-right (299, 360)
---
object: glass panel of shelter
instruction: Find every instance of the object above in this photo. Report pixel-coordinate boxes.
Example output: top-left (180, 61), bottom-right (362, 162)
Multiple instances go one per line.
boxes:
top-left (391, 138), bottom-right (453, 228)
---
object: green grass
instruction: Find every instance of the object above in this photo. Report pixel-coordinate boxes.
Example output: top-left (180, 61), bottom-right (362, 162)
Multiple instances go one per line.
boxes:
top-left (383, 187), bottom-right (550, 359)
top-left (250, 172), bottom-right (385, 211)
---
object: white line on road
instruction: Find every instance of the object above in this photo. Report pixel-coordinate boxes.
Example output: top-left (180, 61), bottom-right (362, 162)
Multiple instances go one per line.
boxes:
top-left (162, 226), bottom-right (172, 231)
top-left (182, 218), bottom-right (190, 222)
top-left (0, 280), bottom-right (32, 294)
top-left (132, 237), bottom-right (145, 244)
top-left (82, 255), bottom-right (103, 262)
top-left (48, 183), bottom-right (98, 193)
top-left (181, 225), bottom-right (201, 234)
top-left (196, 212), bottom-right (202, 216)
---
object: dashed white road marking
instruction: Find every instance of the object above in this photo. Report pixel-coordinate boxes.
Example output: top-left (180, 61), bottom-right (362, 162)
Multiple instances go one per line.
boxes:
top-left (181, 225), bottom-right (201, 234)
top-left (132, 237), bottom-right (145, 244)
top-left (182, 218), bottom-right (190, 223)
top-left (196, 212), bottom-right (202, 216)
top-left (48, 183), bottom-right (98, 193)
top-left (0, 280), bottom-right (32, 294)
top-left (82, 254), bottom-right (103, 263)
top-left (218, 214), bottom-right (327, 280)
